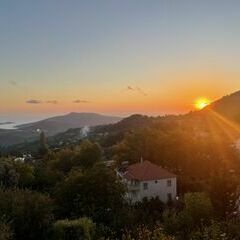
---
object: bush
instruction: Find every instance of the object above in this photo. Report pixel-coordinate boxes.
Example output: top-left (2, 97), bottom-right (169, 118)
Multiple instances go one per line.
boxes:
top-left (190, 221), bottom-right (227, 240)
top-left (184, 192), bottom-right (213, 226)
top-left (163, 192), bottom-right (214, 238)
top-left (0, 219), bottom-right (13, 240)
top-left (52, 217), bottom-right (96, 240)
top-left (122, 225), bottom-right (175, 240)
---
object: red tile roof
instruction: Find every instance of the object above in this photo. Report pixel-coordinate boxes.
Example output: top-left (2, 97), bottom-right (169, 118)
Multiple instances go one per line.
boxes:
top-left (124, 161), bottom-right (176, 181)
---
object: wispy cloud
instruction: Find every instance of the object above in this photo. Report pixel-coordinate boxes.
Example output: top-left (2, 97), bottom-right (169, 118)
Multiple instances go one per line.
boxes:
top-left (124, 85), bottom-right (147, 96)
top-left (26, 99), bottom-right (42, 104)
top-left (46, 100), bottom-right (58, 104)
top-left (73, 99), bottom-right (91, 104)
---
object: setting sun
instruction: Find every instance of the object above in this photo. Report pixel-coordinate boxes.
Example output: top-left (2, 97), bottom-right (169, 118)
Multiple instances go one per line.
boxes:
top-left (195, 98), bottom-right (210, 110)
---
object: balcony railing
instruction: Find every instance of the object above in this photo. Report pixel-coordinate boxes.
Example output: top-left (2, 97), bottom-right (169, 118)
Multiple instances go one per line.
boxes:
top-left (128, 183), bottom-right (140, 191)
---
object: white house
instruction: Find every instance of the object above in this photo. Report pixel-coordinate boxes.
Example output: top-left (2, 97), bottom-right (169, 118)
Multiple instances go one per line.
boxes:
top-left (117, 160), bottom-right (177, 203)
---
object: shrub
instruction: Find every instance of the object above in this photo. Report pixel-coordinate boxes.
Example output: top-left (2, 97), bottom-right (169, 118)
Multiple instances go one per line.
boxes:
top-left (52, 217), bottom-right (96, 240)
top-left (0, 220), bottom-right (13, 240)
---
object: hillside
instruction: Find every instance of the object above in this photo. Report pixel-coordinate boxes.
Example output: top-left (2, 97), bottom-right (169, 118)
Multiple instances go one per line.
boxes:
top-left (205, 90), bottom-right (240, 123)
top-left (2, 90), bottom-right (240, 154)
top-left (0, 113), bottom-right (122, 147)
top-left (1, 114), bottom-right (154, 154)
top-left (47, 90), bottom-right (240, 151)
top-left (17, 112), bottom-right (122, 135)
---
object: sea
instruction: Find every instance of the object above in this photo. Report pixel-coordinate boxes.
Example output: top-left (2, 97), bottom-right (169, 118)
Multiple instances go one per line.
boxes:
top-left (0, 122), bottom-right (22, 130)
top-left (0, 114), bottom-right (53, 130)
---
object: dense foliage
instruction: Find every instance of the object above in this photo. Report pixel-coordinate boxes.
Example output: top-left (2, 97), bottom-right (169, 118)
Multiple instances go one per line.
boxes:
top-left (0, 110), bottom-right (240, 239)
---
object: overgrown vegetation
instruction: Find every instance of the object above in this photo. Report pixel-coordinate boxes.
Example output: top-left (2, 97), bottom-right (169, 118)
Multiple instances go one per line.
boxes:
top-left (0, 110), bottom-right (240, 239)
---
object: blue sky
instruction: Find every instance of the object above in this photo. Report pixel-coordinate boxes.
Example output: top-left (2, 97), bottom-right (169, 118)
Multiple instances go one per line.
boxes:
top-left (1, 0), bottom-right (240, 121)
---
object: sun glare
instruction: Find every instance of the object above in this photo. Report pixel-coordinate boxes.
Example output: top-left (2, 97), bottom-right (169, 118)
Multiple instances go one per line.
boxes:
top-left (195, 98), bottom-right (210, 110)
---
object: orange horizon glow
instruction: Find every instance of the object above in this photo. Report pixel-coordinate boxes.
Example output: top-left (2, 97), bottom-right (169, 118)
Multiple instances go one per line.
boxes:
top-left (1, 2), bottom-right (240, 121)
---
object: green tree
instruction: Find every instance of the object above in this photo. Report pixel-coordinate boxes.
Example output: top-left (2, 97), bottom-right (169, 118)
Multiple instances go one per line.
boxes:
top-left (208, 170), bottom-right (239, 219)
top-left (32, 160), bottom-right (63, 192)
top-left (49, 141), bottom-right (102, 174)
top-left (163, 192), bottom-right (214, 238)
top-left (132, 197), bottom-right (165, 226)
top-left (74, 140), bottom-right (102, 169)
top-left (55, 164), bottom-right (126, 229)
top-left (14, 161), bottom-right (35, 188)
top-left (0, 158), bottom-right (19, 187)
top-left (0, 157), bottom-right (35, 189)
top-left (0, 188), bottom-right (54, 240)
top-left (50, 148), bottom-right (75, 174)
top-left (39, 131), bottom-right (49, 156)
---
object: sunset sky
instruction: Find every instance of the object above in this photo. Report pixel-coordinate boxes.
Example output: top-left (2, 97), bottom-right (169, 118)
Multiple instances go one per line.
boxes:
top-left (1, 0), bottom-right (240, 121)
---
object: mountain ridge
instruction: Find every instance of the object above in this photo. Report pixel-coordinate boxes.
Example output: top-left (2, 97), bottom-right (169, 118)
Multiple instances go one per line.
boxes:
top-left (1, 90), bottom-right (240, 150)
top-left (0, 112), bottom-right (122, 146)
top-left (202, 90), bottom-right (240, 123)
top-left (17, 112), bottom-right (122, 135)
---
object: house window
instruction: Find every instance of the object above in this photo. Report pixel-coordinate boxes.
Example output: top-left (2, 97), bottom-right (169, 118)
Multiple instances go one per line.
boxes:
top-left (167, 179), bottom-right (172, 187)
top-left (143, 182), bottom-right (148, 190)
top-left (167, 193), bottom-right (172, 202)
top-left (131, 180), bottom-right (138, 185)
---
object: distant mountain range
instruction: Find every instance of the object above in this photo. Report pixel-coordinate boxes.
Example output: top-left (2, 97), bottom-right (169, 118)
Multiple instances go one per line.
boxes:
top-left (0, 113), bottom-right (122, 146)
top-left (1, 90), bottom-right (240, 151)
top-left (17, 112), bottom-right (122, 135)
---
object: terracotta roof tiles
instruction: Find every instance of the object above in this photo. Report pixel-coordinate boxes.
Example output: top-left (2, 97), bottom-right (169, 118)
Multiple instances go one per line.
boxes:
top-left (124, 161), bottom-right (176, 181)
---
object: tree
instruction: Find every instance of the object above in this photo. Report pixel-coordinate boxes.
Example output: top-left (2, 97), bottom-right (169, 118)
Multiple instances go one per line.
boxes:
top-left (73, 140), bottom-right (102, 169)
top-left (163, 192), bottom-right (214, 238)
top-left (0, 188), bottom-right (54, 240)
top-left (54, 164), bottom-right (126, 229)
top-left (0, 158), bottom-right (35, 189)
top-left (132, 197), bottom-right (165, 226)
top-left (39, 131), bottom-right (49, 156)
top-left (50, 148), bottom-right (75, 174)
top-left (0, 158), bottom-right (19, 187)
top-left (14, 161), bottom-right (35, 188)
top-left (32, 160), bottom-right (63, 192)
top-left (49, 141), bottom-right (102, 174)
top-left (208, 169), bottom-right (239, 219)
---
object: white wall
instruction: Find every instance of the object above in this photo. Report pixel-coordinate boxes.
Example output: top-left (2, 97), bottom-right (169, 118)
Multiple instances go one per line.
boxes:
top-left (127, 178), bottom-right (177, 203)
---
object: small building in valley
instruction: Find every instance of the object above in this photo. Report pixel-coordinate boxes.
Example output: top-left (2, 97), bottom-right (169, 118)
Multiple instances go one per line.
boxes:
top-left (117, 160), bottom-right (177, 203)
